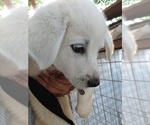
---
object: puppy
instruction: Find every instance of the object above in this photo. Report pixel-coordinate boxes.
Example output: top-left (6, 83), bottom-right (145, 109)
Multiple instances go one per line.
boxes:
top-left (0, 6), bottom-right (28, 125)
top-left (29, 0), bottom-right (114, 124)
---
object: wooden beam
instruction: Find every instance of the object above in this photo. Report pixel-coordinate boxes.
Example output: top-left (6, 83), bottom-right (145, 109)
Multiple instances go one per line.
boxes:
top-left (137, 38), bottom-right (150, 49)
top-left (99, 38), bottom-right (122, 52)
top-left (109, 20), bottom-right (122, 30)
top-left (104, 0), bottom-right (122, 20)
top-left (130, 20), bottom-right (150, 30)
top-left (99, 38), bottom-right (150, 52)
top-left (123, 0), bottom-right (150, 20)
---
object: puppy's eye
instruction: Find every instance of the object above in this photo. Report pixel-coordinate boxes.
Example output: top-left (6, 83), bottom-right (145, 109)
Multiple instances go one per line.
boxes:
top-left (71, 44), bottom-right (85, 54)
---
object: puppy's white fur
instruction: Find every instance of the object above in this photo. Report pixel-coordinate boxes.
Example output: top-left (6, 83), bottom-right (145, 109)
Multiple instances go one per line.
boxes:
top-left (29, 92), bottom-right (70, 125)
top-left (0, 87), bottom-right (27, 125)
top-left (76, 88), bottom-right (93, 118)
top-left (0, 7), bottom-right (28, 125)
top-left (0, 7), bottom-right (28, 71)
top-left (29, 0), bottom-right (114, 124)
top-left (122, 18), bottom-right (137, 61)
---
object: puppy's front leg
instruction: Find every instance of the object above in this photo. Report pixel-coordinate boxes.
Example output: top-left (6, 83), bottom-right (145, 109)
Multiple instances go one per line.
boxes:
top-left (57, 95), bottom-right (76, 125)
top-left (76, 88), bottom-right (93, 118)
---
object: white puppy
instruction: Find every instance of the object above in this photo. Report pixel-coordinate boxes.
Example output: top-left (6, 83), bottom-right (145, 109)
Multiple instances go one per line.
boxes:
top-left (29, 0), bottom-right (114, 124)
top-left (0, 6), bottom-right (28, 125)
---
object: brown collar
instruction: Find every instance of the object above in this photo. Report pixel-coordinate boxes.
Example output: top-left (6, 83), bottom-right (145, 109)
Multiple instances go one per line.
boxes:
top-left (36, 67), bottom-right (75, 96)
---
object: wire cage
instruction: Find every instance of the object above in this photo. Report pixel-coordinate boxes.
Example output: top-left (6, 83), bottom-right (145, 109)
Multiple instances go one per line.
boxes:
top-left (0, 102), bottom-right (10, 125)
top-left (70, 49), bottom-right (122, 125)
top-left (69, 1), bottom-right (122, 125)
top-left (1, 0), bottom-right (149, 125)
top-left (70, 1), bottom-right (150, 125)
top-left (122, 0), bottom-right (150, 124)
top-left (70, 37), bottom-right (150, 125)
top-left (122, 48), bottom-right (150, 125)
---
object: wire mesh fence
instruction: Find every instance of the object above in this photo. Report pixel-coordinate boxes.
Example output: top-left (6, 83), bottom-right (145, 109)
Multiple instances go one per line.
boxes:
top-left (122, 48), bottom-right (150, 125)
top-left (0, 102), bottom-right (10, 125)
top-left (70, 47), bottom-right (150, 125)
top-left (70, 49), bottom-right (122, 125)
top-left (1, 1), bottom-right (149, 125)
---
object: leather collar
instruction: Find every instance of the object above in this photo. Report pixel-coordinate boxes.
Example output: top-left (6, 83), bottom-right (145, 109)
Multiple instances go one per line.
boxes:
top-left (36, 67), bottom-right (75, 96)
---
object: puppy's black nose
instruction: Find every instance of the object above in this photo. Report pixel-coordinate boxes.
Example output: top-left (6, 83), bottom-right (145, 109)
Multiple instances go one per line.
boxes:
top-left (87, 79), bottom-right (100, 87)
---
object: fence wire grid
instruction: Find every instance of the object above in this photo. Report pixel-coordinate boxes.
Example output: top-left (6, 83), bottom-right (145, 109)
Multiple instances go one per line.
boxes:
top-left (70, 47), bottom-right (150, 125)
top-left (70, 50), bottom-right (122, 125)
top-left (122, 49), bottom-right (150, 125)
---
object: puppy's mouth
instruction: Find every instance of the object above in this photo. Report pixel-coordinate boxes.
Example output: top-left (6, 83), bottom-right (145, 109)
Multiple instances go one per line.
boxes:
top-left (78, 89), bottom-right (85, 95)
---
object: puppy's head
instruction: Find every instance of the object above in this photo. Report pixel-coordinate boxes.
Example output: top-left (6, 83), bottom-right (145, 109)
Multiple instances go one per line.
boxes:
top-left (29, 0), bottom-right (114, 89)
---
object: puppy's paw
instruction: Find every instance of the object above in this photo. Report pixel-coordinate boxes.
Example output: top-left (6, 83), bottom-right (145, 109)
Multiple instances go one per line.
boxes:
top-left (76, 88), bottom-right (93, 118)
top-left (76, 103), bottom-right (92, 118)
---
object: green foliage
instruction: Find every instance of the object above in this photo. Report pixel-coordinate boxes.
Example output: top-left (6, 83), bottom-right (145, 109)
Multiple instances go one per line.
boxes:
top-left (0, 0), bottom-right (5, 8)
top-left (28, 0), bottom-right (42, 8)
top-left (123, 0), bottom-right (142, 8)
top-left (94, 0), bottom-right (115, 4)
top-left (93, 0), bottom-right (117, 8)
top-left (0, 0), bottom-right (22, 9)
top-left (12, 0), bottom-right (22, 5)
top-left (93, 0), bottom-right (101, 4)
top-left (36, 0), bottom-right (42, 5)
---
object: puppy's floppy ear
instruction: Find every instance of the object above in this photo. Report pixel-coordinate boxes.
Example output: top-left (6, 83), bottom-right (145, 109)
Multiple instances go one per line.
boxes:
top-left (29, 8), bottom-right (69, 70)
top-left (104, 29), bottom-right (114, 61)
top-left (122, 21), bottom-right (137, 61)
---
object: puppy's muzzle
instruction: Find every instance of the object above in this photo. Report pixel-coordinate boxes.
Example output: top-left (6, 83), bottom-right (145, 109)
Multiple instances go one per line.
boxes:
top-left (87, 79), bottom-right (100, 87)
